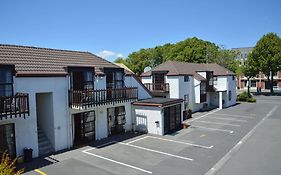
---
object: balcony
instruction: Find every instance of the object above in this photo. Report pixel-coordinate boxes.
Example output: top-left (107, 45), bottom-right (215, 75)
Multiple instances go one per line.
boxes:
top-left (69, 87), bottom-right (138, 110)
top-left (143, 83), bottom-right (169, 92)
top-left (0, 93), bottom-right (30, 120)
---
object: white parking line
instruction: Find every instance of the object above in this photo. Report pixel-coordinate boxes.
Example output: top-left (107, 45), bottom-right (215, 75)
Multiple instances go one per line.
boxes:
top-left (82, 144), bottom-right (152, 174)
top-left (214, 113), bottom-right (254, 119)
top-left (127, 136), bottom-right (149, 144)
top-left (206, 116), bottom-right (248, 122)
top-left (190, 125), bottom-right (234, 133)
top-left (188, 108), bottom-right (221, 122)
top-left (147, 136), bottom-right (213, 149)
top-left (119, 142), bottom-right (193, 161)
top-left (205, 105), bottom-right (278, 175)
top-left (195, 120), bottom-right (241, 127)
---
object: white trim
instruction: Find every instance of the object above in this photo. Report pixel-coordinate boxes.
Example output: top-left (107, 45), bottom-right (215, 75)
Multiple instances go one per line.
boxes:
top-left (206, 116), bottom-right (248, 122)
top-left (119, 142), bottom-right (193, 161)
top-left (215, 113), bottom-right (254, 119)
top-left (205, 105), bottom-right (278, 175)
top-left (190, 125), bottom-right (234, 133)
top-left (194, 121), bottom-right (241, 127)
top-left (147, 136), bottom-right (213, 149)
top-left (82, 143), bottom-right (152, 174)
top-left (188, 109), bottom-right (221, 122)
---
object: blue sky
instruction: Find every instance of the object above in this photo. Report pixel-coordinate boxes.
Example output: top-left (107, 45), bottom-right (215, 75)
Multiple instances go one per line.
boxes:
top-left (0, 0), bottom-right (280, 61)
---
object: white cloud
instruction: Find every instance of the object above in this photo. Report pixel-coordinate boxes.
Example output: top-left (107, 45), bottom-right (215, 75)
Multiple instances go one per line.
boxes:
top-left (96, 50), bottom-right (124, 59)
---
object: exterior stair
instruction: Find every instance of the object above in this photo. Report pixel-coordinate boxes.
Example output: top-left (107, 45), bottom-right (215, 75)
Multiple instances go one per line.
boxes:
top-left (37, 126), bottom-right (54, 156)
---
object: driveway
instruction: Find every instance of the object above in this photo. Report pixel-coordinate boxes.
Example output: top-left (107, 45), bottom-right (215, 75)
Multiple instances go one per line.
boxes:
top-left (23, 95), bottom-right (281, 175)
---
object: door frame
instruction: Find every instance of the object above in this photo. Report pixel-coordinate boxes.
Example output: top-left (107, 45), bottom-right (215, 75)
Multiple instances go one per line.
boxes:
top-left (0, 123), bottom-right (16, 158)
top-left (73, 112), bottom-right (96, 146)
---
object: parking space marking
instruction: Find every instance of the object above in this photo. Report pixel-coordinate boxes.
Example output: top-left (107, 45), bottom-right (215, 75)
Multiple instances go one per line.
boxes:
top-left (119, 142), bottom-right (193, 161)
top-left (205, 105), bottom-right (278, 175)
top-left (190, 125), bottom-right (234, 133)
top-left (34, 169), bottom-right (48, 175)
top-left (127, 136), bottom-right (149, 144)
top-left (207, 116), bottom-right (248, 122)
top-left (195, 121), bottom-right (241, 127)
top-left (82, 144), bottom-right (152, 174)
top-left (214, 113), bottom-right (254, 119)
top-left (188, 108), bottom-right (221, 122)
top-left (147, 136), bottom-right (213, 149)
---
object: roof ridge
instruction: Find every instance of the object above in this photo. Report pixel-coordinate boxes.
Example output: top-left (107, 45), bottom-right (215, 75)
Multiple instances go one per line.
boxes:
top-left (0, 43), bottom-right (91, 54)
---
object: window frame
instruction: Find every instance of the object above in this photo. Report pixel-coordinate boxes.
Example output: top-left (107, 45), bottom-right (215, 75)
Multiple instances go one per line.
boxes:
top-left (184, 76), bottom-right (189, 82)
top-left (0, 65), bottom-right (15, 96)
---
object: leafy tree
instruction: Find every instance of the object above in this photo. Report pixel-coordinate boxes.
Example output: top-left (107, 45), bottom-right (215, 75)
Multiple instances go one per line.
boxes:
top-left (116, 37), bottom-right (239, 75)
top-left (243, 56), bottom-right (259, 96)
top-left (249, 32), bottom-right (281, 93)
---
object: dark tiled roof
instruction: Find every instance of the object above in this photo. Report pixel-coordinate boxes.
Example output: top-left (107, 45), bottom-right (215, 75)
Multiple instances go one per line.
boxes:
top-left (133, 98), bottom-right (183, 107)
top-left (0, 44), bottom-right (122, 76)
top-left (141, 61), bottom-right (235, 79)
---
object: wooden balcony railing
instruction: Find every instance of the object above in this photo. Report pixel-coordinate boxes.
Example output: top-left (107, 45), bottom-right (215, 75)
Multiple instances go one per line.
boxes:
top-left (0, 93), bottom-right (30, 120)
top-left (69, 87), bottom-right (138, 109)
top-left (143, 83), bottom-right (169, 92)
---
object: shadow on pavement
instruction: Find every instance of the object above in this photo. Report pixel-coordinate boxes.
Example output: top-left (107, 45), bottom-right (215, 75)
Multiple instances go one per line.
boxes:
top-left (18, 132), bottom-right (143, 173)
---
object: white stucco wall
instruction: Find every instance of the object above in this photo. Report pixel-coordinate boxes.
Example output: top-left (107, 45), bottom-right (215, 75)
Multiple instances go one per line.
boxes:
top-left (72, 102), bottom-right (134, 142)
top-left (14, 77), bottom-right (70, 157)
top-left (166, 76), bottom-right (180, 98)
top-left (215, 76), bottom-right (227, 91)
top-left (141, 76), bottom-right (153, 84)
top-left (134, 106), bottom-right (163, 135)
top-left (94, 76), bottom-right (106, 90)
top-left (125, 76), bottom-right (152, 100)
top-left (197, 71), bottom-right (206, 79)
top-left (224, 76), bottom-right (237, 107)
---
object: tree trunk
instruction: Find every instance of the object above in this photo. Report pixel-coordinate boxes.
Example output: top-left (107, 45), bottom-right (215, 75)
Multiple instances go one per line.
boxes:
top-left (247, 77), bottom-right (250, 97)
top-left (270, 71), bottom-right (274, 94)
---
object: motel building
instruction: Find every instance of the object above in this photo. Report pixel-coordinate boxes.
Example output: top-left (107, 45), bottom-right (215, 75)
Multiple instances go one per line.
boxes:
top-left (0, 44), bottom-right (152, 158)
top-left (0, 45), bottom-right (237, 159)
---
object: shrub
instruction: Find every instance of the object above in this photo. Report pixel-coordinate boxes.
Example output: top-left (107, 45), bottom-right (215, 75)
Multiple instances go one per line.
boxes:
top-left (247, 98), bottom-right (256, 103)
top-left (237, 92), bottom-right (256, 103)
top-left (0, 151), bottom-right (24, 175)
top-left (237, 92), bottom-right (250, 101)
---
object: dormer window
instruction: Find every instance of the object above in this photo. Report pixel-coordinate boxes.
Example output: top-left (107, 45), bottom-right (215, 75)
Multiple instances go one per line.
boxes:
top-left (0, 66), bottom-right (14, 96)
top-left (104, 68), bottom-right (125, 89)
top-left (69, 67), bottom-right (95, 90)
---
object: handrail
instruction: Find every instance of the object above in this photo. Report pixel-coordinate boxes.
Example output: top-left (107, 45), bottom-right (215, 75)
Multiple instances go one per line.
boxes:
top-left (69, 87), bottom-right (138, 109)
top-left (143, 83), bottom-right (169, 92)
top-left (0, 93), bottom-right (29, 120)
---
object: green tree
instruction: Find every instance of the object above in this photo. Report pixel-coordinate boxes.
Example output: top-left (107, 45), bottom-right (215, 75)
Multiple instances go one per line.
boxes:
top-left (249, 32), bottom-right (281, 93)
top-left (243, 56), bottom-right (259, 96)
top-left (119, 37), bottom-right (241, 75)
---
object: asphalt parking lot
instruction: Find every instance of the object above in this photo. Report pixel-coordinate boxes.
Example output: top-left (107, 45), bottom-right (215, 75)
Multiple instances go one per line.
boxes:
top-left (24, 95), bottom-right (281, 175)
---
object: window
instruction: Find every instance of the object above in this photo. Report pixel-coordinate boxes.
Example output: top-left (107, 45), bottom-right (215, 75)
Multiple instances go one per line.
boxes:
top-left (250, 81), bottom-right (256, 87)
top-left (0, 68), bottom-right (13, 96)
top-left (107, 106), bottom-right (126, 136)
top-left (69, 67), bottom-right (95, 90)
top-left (84, 71), bottom-right (94, 90)
top-left (184, 76), bottom-right (189, 82)
top-left (213, 76), bottom-right (218, 85)
top-left (114, 71), bottom-right (124, 88)
top-left (105, 70), bottom-right (125, 89)
top-left (232, 76), bottom-right (235, 80)
top-left (229, 91), bottom-right (232, 101)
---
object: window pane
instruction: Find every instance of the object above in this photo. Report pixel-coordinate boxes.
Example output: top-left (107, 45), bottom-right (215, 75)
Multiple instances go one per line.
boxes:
top-left (0, 85), bottom-right (13, 96)
top-left (0, 69), bottom-right (12, 84)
